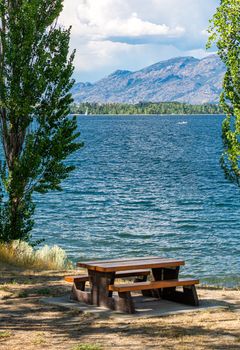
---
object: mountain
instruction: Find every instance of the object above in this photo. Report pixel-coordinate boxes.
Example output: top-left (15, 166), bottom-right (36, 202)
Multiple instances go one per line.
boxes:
top-left (72, 55), bottom-right (225, 104)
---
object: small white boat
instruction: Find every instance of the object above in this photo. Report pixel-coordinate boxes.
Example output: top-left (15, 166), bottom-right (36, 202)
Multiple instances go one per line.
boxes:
top-left (177, 121), bottom-right (188, 125)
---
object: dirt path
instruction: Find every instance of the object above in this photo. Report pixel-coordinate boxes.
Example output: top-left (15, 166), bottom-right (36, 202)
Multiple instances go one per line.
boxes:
top-left (0, 265), bottom-right (239, 350)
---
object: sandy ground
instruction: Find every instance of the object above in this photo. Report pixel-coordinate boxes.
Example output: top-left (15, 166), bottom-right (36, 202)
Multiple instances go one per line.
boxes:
top-left (0, 263), bottom-right (239, 350)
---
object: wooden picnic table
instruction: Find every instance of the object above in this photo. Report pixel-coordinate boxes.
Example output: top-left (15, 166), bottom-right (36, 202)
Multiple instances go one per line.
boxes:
top-left (70, 256), bottom-right (199, 312)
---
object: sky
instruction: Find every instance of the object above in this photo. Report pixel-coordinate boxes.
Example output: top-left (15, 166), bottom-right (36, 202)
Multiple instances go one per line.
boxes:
top-left (59, 0), bottom-right (220, 83)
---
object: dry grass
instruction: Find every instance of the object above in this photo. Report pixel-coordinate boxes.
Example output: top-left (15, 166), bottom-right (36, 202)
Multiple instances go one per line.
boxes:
top-left (0, 265), bottom-right (239, 350)
top-left (71, 345), bottom-right (103, 350)
top-left (0, 240), bottom-right (73, 270)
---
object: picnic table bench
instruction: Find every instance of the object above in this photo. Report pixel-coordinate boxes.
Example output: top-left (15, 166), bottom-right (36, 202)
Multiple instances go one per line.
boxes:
top-left (65, 256), bottom-right (199, 314)
top-left (65, 269), bottom-right (150, 291)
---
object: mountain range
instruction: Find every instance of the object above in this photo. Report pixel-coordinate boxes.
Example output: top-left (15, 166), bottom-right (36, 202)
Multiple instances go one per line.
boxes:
top-left (72, 55), bottom-right (225, 105)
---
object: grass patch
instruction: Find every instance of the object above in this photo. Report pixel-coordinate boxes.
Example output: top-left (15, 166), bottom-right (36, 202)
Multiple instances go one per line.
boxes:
top-left (32, 332), bottom-right (46, 345)
top-left (6, 279), bottom-right (19, 285)
top-left (0, 331), bottom-right (11, 339)
top-left (72, 344), bottom-right (103, 350)
top-left (35, 288), bottom-right (51, 295)
top-left (17, 291), bottom-right (29, 298)
top-left (0, 240), bottom-right (73, 270)
top-left (0, 285), bottom-right (11, 292)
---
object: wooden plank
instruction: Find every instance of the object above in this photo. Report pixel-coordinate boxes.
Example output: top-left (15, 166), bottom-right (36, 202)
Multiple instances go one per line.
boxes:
top-left (97, 258), bottom-right (180, 266)
top-left (91, 259), bottom-right (185, 272)
top-left (64, 269), bottom-right (150, 284)
top-left (64, 275), bottom-right (89, 283)
top-left (77, 256), bottom-right (164, 268)
top-left (117, 269), bottom-right (150, 278)
top-left (109, 279), bottom-right (199, 293)
top-left (77, 258), bottom-right (184, 272)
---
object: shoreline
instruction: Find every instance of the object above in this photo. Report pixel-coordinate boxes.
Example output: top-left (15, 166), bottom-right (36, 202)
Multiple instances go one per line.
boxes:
top-left (71, 113), bottom-right (225, 116)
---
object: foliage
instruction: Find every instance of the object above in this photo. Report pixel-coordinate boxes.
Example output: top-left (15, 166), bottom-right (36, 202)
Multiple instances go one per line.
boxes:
top-left (71, 102), bottom-right (223, 115)
top-left (0, 0), bottom-right (83, 243)
top-left (207, 0), bottom-right (240, 185)
top-left (0, 240), bottom-right (73, 270)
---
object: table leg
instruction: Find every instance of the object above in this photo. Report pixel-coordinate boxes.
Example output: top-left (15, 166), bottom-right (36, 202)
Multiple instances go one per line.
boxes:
top-left (152, 266), bottom-right (180, 298)
top-left (71, 283), bottom-right (91, 304)
top-left (152, 266), bottom-right (199, 306)
top-left (88, 270), bottom-right (115, 308)
top-left (115, 292), bottom-right (135, 314)
top-left (134, 274), bottom-right (149, 297)
top-left (160, 284), bottom-right (199, 306)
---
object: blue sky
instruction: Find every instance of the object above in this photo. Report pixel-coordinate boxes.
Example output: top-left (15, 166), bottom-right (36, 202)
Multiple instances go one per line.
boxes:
top-left (60, 0), bottom-right (220, 82)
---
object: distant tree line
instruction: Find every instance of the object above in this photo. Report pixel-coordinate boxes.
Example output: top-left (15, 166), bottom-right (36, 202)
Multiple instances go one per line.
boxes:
top-left (71, 102), bottom-right (223, 115)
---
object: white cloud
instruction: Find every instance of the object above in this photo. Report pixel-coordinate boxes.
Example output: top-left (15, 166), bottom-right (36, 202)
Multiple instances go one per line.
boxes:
top-left (73, 41), bottom-right (133, 72)
top-left (61, 0), bottom-right (185, 41)
top-left (60, 0), bottom-right (219, 81)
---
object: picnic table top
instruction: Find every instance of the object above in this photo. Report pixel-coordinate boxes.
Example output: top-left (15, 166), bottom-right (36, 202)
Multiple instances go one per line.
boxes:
top-left (77, 256), bottom-right (185, 272)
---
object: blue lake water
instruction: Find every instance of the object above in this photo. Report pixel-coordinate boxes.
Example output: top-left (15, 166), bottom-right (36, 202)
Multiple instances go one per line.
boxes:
top-left (32, 115), bottom-right (240, 287)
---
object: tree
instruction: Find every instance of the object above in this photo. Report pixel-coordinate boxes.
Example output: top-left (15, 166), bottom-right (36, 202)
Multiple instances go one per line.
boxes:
top-left (207, 0), bottom-right (240, 185)
top-left (0, 0), bottom-right (83, 243)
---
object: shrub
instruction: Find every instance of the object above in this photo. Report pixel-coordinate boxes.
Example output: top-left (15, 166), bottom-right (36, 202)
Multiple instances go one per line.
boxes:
top-left (0, 240), bottom-right (73, 270)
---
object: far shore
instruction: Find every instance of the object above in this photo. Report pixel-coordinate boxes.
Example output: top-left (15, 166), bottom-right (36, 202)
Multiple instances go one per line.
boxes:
top-left (71, 113), bottom-right (225, 116)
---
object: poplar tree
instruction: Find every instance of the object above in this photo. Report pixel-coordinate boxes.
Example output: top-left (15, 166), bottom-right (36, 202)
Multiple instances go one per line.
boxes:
top-left (207, 0), bottom-right (240, 185)
top-left (0, 0), bottom-right (82, 243)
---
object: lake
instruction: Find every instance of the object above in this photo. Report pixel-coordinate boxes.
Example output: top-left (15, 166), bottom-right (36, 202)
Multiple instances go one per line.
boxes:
top-left (32, 115), bottom-right (240, 287)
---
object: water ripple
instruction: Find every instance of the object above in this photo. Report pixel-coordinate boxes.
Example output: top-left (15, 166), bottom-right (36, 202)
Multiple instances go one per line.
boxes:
top-left (32, 115), bottom-right (240, 287)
